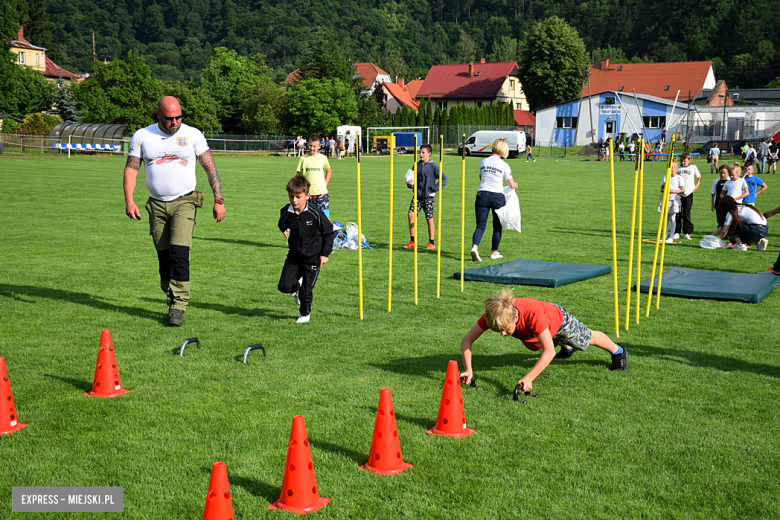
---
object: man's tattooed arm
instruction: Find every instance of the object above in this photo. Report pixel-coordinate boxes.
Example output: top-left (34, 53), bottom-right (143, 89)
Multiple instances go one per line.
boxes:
top-left (125, 155), bottom-right (141, 171)
top-left (197, 150), bottom-right (222, 198)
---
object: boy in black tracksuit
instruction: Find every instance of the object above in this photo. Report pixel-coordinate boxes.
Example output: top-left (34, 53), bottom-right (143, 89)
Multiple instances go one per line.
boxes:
top-left (278, 175), bottom-right (335, 323)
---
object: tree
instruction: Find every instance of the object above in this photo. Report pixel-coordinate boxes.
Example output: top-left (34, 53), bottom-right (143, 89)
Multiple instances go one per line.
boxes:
top-left (160, 81), bottom-right (222, 134)
top-left (21, 112), bottom-right (62, 133)
top-left (199, 48), bottom-right (270, 133)
top-left (73, 52), bottom-right (163, 132)
top-left (488, 36), bottom-right (519, 63)
top-left (55, 73), bottom-right (79, 122)
top-left (240, 81), bottom-right (285, 135)
top-left (297, 29), bottom-right (353, 83)
top-left (517, 17), bottom-right (589, 111)
top-left (0, 54), bottom-right (57, 118)
top-left (285, 78), bottom-right (358, 136)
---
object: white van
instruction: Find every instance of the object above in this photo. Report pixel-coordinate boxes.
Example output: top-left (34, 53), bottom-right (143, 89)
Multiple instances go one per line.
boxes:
top-left (459, 130), bottom-right (526, 158)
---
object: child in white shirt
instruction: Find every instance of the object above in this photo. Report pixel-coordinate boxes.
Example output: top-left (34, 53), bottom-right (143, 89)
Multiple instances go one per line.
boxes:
top-left (722, 163), bottom-right (749, 202)
top-left (659, 160), bottom-right (685, 242)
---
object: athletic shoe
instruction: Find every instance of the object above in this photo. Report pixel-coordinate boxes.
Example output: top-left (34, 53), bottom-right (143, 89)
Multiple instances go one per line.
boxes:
top-left (168, 308), bottom-right (184, 327)
top-left (426, 243), bottom-right (436, 250)
top-left (403, 240), bottom-right (415, 249)
top-left (610, 347), bottom-right (628, 371)
top-left (665, 238), bottom-right (674, 243)
top-left (296, 313), bottom-right (310, 323)
top-left (757, 238), bottom-right (768, 251)
top-left (684, 234), bottom-right (692, 240)
top-left (292, 291), bottom-right (300, 305)
top-left (673, 233), bottom-right (680, 239)
top-left (490, 252), bottom-right (503, 259)
top-left (554, 347), bottom-right (576, 359)
top-left (470, 246), bottom-right (481, 262)
top-left (733, 243), bottom-right (748, 251)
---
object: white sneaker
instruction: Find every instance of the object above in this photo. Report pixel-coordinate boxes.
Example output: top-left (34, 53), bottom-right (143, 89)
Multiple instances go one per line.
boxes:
top-left (673, 233), bottom-right (680, 239)
top-left (665, 238), bottom-right (674, 243)
top-left (470, 246), bottom-right (481, 262)
top-left (733, 243), bottom-right (748, 251)
top-left (757, 238), bottom-right (768, 251)
top-left (490, 252), bottom-right (503, 259)
top-left (296, 313), bottom-right (310, 323)
top-left (292, 292), bottom-right (300, 305)
top-left (684, 234), bottom-right (692, 240)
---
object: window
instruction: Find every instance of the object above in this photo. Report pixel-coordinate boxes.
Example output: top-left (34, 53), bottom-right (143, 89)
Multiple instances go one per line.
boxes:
top-left (437, 101), bottom-right (448, 112)
top-left (475, 71), bottom-right (481, 76)
top-left (466, 137), bottom-right (476, 144)
top-left (664, 85), bottom-right (670, 91)
top-left (36, 54), bottom-right (40, 66)
top-left (476, 101), bottom-right (483, 108)
top-left (618, 86), bottom-right (624, 92)
top-left (605, 96), bottom-right (616, 105)
top-left (618, 65), bottom-right (623, 71)
top-left (642, 116), bottom-right (667, 128)
top-left (510, 79), bottom-right (515, 90)
top-left (556, 117), bottom-right (578, 129)
top-left (18, 52), bottom-right (25, 64)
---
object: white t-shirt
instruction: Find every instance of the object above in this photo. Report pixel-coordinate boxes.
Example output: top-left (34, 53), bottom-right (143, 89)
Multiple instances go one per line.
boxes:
top-left (661, 175), bottom-right (683, 203)
top-left (724, 206), bottom-right (768, 226)
top-left (723, 178), bottom-right (748, 199)
top-left (477, 155), bottom-right (513, 193)
top-left (628, 143), bottom-right (635, 152)
top-left (129, 123), bottom-right (209, 201)
top-left (676, 164), bottom-right (701, 196)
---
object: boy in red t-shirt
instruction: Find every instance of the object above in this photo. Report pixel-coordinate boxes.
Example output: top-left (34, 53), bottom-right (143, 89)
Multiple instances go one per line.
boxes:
top-left (460, 287), bottom-right (627, 392)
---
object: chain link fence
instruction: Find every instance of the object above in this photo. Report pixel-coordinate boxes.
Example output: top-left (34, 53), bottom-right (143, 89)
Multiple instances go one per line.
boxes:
top-left (204, 134), bottom-right (296, 153)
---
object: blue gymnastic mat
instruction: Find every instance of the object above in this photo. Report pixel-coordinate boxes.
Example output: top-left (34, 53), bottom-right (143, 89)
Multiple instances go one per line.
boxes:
top-left (636, 268), bottom-right (780, 303)
top-left (454, 259), bottom-right (611, 288)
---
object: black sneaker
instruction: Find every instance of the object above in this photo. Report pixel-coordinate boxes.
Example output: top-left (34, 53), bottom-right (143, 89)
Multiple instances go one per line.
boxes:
top-left (163, 307), bottom-right (172, 322)
top-left (554, 347), bottom-right (576, 359)
top-left (610, 347), bottom-right (628, 371)
top-left (168, 308), bottom-right (184, 327)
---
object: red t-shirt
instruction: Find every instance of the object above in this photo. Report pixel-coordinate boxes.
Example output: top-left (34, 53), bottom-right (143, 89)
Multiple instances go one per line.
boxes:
top-left (477, 298), bottom-right (563, 351)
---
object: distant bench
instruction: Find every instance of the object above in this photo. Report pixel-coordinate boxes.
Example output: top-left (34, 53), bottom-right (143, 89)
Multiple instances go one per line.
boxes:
top-left (53, 143), bottom-right (119, 151)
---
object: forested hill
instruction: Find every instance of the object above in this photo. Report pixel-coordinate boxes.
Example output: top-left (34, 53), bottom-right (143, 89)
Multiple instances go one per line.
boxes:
top-left (24, 0), bottom-right (780, 87)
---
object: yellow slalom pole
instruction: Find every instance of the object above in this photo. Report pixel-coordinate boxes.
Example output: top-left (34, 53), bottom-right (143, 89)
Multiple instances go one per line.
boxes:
top-left (436, 135), bottom-right (443, 299)
top-left (608, 138), bottom-right (619, 338)
top-left (635, 139), bottom-right (645, 324)
top-left (460, 133), bottom-right (466, 292)
top-left (413, 134), bottom-right (418, 305)
top-left (655, 135), bottom-right (676, 309)
top-left (646, 136), bottom-right (674, 316)
top-left (625, 140), bottom-right (640, 330)
top-left (388, 135), bottom-right (395, 312)
top-left (356, 132), bottom-right (364, 320)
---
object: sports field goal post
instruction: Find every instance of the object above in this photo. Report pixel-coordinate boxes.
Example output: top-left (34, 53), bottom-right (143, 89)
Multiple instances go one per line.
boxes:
top-left (366, 127), bottom-right (431, 154)
top-left (537, 141), bottom-right (567, 158)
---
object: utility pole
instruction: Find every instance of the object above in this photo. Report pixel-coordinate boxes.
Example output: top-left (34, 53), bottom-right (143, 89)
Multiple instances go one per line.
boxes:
top-left (92, 32), bottom-right (96, 62)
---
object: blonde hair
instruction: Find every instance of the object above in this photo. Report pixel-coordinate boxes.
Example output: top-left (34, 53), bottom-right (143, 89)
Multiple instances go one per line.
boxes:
top-left (483, 287), bottom-right (517, 332)
top-left (491, 139), bottom-right (509, 159)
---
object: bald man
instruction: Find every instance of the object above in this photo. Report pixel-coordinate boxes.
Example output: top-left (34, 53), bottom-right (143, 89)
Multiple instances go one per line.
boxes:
top-left (123, 96), bottom-right (226, 326)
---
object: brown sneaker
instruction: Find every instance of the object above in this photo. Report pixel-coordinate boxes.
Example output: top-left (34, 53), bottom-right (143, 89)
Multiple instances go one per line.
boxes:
top-left (168, 308), bottom-right (184, 327)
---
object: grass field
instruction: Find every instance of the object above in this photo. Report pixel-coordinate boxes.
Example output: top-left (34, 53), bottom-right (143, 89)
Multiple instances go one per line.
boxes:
top-left (1, 151), bottom-right (779, 519)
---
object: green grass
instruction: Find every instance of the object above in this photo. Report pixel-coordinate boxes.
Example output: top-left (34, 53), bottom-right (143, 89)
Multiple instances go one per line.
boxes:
top-left (0, 152), bottom-right (778, 519)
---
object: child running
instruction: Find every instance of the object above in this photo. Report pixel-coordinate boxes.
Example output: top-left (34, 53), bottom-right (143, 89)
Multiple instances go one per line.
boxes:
top-left (459, 287), bottom-right (627, 393)
top-left (659, 158), bottom-right (684, 243)
top-left (404, 144), bottom-right (447, 249)
top-left (278, 176), bottom-right (335, 323)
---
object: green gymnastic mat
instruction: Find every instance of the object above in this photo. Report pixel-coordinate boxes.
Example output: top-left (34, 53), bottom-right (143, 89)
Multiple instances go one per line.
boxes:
top-left (454, 259), bottom-right (611, 288)
top-left (636, 268), bottom-right (780, 303)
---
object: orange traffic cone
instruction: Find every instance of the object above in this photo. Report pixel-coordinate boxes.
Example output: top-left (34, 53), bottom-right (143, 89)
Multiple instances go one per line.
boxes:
top-left (202, 462), bottom-right (234, 520)
top-left (426, 360), bottom-right (474, 438)
top-left (269, 415), bottom-right (330, 514)
top-left (84, 330), bottom-right (130, 398)
top-left (0, 357), bottom-right (27, 435)
top-left (359, 388), bottom-right (413, 475)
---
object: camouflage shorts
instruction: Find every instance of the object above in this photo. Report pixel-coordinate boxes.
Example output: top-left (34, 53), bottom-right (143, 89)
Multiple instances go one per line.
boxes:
top-left (409, 198), bottom-right (435, 220)
top-left (552, 305), bottom-right (593, 351)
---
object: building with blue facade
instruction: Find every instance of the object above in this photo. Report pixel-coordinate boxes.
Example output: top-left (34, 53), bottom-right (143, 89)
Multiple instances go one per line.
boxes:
top-left (535, 91), bottom-right (690, 147)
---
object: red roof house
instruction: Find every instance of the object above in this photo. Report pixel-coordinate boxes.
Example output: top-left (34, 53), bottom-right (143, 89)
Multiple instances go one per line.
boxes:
top-left (584, 60), bottom-right (716, 101)
top-left (416, 60), bottom-right (529, 113)
top-left (10, 27), bottom-right (77, 81)
top-left (353, 63), bottom-right (391, 95)
top-left (382, 79), bottom-right (419, 113)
